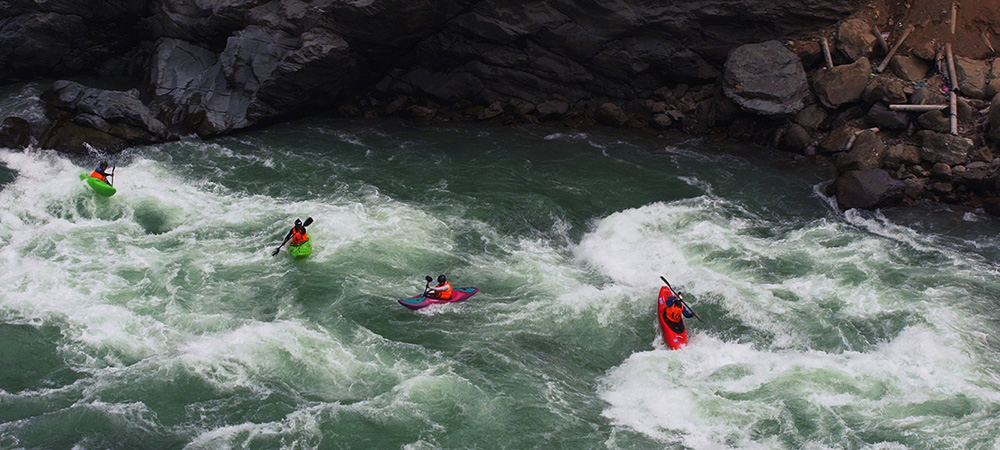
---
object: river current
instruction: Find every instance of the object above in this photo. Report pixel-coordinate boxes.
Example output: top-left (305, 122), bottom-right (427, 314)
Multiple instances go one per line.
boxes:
top-left (3, 91), bottom-right (1000, 449)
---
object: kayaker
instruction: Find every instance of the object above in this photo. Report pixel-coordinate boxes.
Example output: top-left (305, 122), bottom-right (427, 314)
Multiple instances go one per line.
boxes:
top-left (90, 161), bottom-right (112, 185)
top-left (662, 295), bottom-right (694, 332)
top-left (425, 274), bottom-right (453, 300)
top-left (279, 218), bottom-right (309, 248)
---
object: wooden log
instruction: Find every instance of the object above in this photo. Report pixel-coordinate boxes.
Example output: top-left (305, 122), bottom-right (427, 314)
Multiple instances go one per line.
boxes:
top-left (872, 26), bottom-right (890, 54)
top-left (946, 43), bottom-right (958, 90)
top-left (820, 37), bottom-right (834, 69)
top-left (889, 104), bottom-right (948, 111)
top-left (950, 91), bottom-right (958, 135)
top-left (951, 3), bottom-right (958, 34)
top-left (875, 24), bottom-right (915, 73)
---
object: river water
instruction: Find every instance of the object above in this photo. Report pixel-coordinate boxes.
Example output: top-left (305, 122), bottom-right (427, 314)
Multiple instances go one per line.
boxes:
top-left (3, 92), bottom-right (1000, 449)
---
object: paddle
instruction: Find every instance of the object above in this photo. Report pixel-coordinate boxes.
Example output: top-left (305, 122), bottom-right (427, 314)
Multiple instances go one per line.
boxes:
top-left (271, 217), bottom-right (313, 256)
top-left (660, 276), bottom-right (704, 322)
top-left (108, 164), bottom-right (115, 186)
top-left (423, 275), bottom-right (433, 296)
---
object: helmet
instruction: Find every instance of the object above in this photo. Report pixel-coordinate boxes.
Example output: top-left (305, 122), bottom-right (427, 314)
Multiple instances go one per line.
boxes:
top-left (99, 161), bottom-right (109, 168)
top-left (294, 218), bottom-right (302, 226)
top-left (437, 274), bottom-right (447, 283)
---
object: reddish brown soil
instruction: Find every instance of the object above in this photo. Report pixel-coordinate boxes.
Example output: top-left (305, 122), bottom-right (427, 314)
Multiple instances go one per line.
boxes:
top-left (860, 0), bottom-right (1000, 59)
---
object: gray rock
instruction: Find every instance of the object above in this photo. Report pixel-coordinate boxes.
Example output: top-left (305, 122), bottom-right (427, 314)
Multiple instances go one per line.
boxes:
top-left (723, 40), bottom-right (809, 116)
top-left (44, 80), bottom-right (167, 138)
top-left (794, 103), bottom-right (828, 129)
top-left (0, 117), bottom-right (32, 149)
top-left (835, 129), bottom-right (884, 171)
top-left (917, 110), bottom-right (951, 133)
top-left (917, 130), bottom-right (973, 165)
top-left (833, 169), bottom-right (905, 210)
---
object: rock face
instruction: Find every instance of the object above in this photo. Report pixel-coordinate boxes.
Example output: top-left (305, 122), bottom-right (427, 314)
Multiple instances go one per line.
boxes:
top-left (0, 0), bottom-right (862, 141)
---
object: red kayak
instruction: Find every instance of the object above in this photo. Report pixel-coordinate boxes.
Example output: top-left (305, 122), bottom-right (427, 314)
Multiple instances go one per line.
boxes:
top-left (398, 287), bottom-right (479, 310)
top-left (657, 285), bottom-right (688, 350)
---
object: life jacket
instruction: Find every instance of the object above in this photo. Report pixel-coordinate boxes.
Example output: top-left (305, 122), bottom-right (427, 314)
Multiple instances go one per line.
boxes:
top-left (435, 282), bottom-right (453, 300)
top-left (663, 299), bottom-right (685, 323)
top-left (290, 228), bottom-right (308, 245)
top-left (90, 169), bottom-right (107, 182)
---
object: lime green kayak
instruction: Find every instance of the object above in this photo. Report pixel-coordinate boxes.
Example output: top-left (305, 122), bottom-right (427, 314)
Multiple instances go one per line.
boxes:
top-left (79, 173), bottom-right (116, 197)
top-left (289, 237), bottom-right (312, 259)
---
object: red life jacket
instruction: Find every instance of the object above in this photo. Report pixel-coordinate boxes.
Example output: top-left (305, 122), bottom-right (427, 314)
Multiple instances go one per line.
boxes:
top-left (90, 169), bottom-right (107, 182)
top-left (435, 282), bottom-right (453, 300)
top-left (664, 301), bottom-right (684, 323)
top-left (290, 228), bottom-right (308, 245)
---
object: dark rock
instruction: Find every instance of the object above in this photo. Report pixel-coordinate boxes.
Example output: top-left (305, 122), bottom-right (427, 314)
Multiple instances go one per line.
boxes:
top-left (862, 77), bottom-right (907, 105)
top-left (536, 99), bottom-right (570, 121)
top-left (989, 93), bottom-right (1000, 146)
top-left (917, 130), bottom-right (973, 165)
top-left (833, 169), bottom-right (905, 210)
top-left (722, 40), bottom-right (809, 116)
top-left (917, 110), bottom-right (951, 133)
top-left (866, 102), bottom-right (909, 129)
top-left (42, 122), bottom-right (123, 154)
top-left (836, 19), bottom-right (875, 62)
top-left (794, 103), bottom-right (828, 129)
top-left (44, 80), bottom-right (167, 138)
top-left (930, 162), bottom-right (952, 179)
top-left (814, 57), bottom-right (872, 108)
top-left (0, 117), bottom-right (32, 149)
top-left (954, 56), bottom-right (989, 99)
top-left (651, 114), bottom-right (674, 130)
top-left (885, 144), bottom-right (921, 167)
top-left (595, 102), bottom-right (629, 127)
top-left (835, 129), bottom-right (884, 171)
top-left (889, 55), bottom-right (929, 81)
top-left (818, 125), bottom-right (857, 154)
top-left (780, 123), bottom-right (812, 152)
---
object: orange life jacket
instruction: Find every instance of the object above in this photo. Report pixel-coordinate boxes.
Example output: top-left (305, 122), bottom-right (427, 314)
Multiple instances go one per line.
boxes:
top-left (435, 282), bottom-right (453, 300)
top-left (90, 169), bottom-right (107, 182)
top-left (664, 300), bottom-right (684, 323)
top-left (290, 228), bottom-right (308, 245)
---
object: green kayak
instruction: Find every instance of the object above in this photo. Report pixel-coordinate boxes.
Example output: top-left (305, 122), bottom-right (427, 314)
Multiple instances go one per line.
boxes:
top-left (79, 173), bottom-right (116, 197)
top-left (289, 238), bottom-right (312, 259)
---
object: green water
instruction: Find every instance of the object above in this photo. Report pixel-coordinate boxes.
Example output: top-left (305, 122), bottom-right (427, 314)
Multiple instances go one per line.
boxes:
top-left (2, 118), bottom-right (1000, 450)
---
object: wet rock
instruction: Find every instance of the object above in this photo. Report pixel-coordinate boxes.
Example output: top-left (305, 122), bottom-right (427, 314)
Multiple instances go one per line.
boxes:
top-left (780, 123), bottom-right (812, 152)
top-left (722, 40), bottom-right (809, 115)
top-left (885, 144), bottom-right (921, 167)
top-left (0, 117), bottom-right (32, 149)
top-left (833, 168), bottom-right (905, 210)
top-left (44, 80), bottom-right (166, 138)
top-left (794, 103), bottom-right (828, 129)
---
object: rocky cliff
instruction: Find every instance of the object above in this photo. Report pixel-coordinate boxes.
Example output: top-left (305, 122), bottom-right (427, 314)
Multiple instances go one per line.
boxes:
top-left (3, 0), bottom-right (1000, 213)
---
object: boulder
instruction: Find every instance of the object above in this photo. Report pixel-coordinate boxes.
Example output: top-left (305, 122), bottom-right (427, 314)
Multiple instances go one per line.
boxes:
top-left (889, 55), bottom-right (929, 81)
top-left (595, 102), bottom-right (628, 127)
top-left (988, 93), bottom-right (1000, 147)
top-left (836, 19), bottom-right (876, 62)
top-left (865, 102), bottom-right (908, 130)
top-left (954, 56), bottom-right (989, 99)
top-left (917, 130), bottom-right (973, 165)
top-left (833, 169), bottom-right (905, 210)
top-left (835, 129), bottom-right (884, 171)
top-left (723, 40), bottom-right (809, 115)
top-left (814, 57), bottom-right (872, 108)
top-left (0, 117), bottom-right (32, 149)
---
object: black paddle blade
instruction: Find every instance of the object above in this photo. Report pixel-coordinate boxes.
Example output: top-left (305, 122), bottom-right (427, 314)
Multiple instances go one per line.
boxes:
top-left (271, 248), bottom-right (280, 256)
top-left (425, 275), bottom-right (433, 282)
top-left (303, 217), bottom-right (313, 226)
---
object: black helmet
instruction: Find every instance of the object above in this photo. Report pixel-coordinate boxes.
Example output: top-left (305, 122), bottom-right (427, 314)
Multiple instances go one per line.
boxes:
top-left (437, 274), bottom-right (447, 283)
top-left (99, 161), bottom-right (109, 168)
top-left (294, 218), bottom-right (302, 226)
